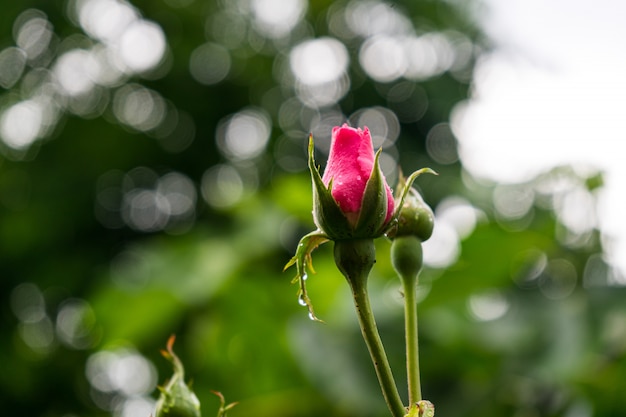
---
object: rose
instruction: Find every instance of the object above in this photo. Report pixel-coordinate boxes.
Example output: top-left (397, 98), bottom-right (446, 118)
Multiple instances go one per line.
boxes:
top-left (310, 124), bottom-right (394, 240)
top-left (286, 125), bottom-right (435, 322)
top-left (323, 125), bottom-right (395, 225)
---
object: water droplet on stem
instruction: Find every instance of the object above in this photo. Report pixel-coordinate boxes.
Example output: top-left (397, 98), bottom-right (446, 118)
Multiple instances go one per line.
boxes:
top-left (298, 294), bottom-right (307, 306)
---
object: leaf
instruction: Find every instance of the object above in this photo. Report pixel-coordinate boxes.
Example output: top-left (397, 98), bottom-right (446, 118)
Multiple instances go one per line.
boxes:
top-left (307, 135), bottom-right (352, 240)
top-left (284, 229), bottom-right (330, 322)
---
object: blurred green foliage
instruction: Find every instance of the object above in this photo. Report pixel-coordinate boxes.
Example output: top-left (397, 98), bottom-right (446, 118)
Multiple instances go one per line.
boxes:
top-left (1, 1), bottom-right (623, 417)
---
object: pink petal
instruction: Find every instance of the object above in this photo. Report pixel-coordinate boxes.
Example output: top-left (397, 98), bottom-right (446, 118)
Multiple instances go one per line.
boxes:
top-left (322, 124), bottom-right (394, 223)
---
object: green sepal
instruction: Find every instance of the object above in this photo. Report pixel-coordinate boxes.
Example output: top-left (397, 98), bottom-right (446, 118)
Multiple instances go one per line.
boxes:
top-left (395, 168), bottom-right (437, 213)
top-left (308, 135), bottom-right (354, 240)
top-left (354, 148), bottom-right (388, 238)
top-left (212, 391), bottom-right (238, 417)
top-left (284, 229), bottom-right (329, 322)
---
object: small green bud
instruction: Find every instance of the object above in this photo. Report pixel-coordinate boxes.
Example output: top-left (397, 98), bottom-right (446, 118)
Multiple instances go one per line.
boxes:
top-left (155, 335), bottom-right (201, 417)
top-left (392, 188), bottom-right (434, 241)
top-left (391, 236), bottom-right (423, 280)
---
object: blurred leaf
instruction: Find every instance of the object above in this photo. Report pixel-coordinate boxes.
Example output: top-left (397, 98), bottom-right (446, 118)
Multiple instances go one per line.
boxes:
top-left (422, 223), bottom-right (555, 308)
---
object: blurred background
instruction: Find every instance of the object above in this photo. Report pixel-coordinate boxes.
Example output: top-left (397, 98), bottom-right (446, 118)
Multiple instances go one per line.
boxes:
top-left (1, 0), bottom-right (624, 416)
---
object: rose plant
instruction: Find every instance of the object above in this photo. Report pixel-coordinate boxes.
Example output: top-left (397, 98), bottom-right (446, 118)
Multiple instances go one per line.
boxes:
top-left (285, 124), bottom-right (436, 417)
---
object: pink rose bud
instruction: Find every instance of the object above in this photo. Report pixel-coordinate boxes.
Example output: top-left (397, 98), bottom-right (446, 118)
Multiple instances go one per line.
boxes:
top-left (309, 124), bottom-right (394, 240)
top-left (323, 125), bottom-right (395, 224)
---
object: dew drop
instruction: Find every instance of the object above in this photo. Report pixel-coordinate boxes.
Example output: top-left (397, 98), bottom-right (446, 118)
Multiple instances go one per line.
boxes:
top-left (298, 294), bottom-right (307, 306)
top-left (302, 273), bottom-right (308, 281)
top-left (308, 312), bottom-right (316, 321)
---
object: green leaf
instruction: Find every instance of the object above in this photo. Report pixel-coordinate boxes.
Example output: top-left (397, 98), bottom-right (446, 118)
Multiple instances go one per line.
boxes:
top-left (284, 229), bottom-right (330, 322)
top-left (421, 224), bottom-right (555, 309)
top-left (308, 135), bottom-right (353, 240)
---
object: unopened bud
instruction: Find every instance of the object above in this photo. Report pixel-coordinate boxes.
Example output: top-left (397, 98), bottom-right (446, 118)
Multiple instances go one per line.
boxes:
top-left (392, 188), bottom-right (434, 241)
top-left (391, 235), bottom-right (423, 280)
top-left (155, 335), bottom-right (201, 417)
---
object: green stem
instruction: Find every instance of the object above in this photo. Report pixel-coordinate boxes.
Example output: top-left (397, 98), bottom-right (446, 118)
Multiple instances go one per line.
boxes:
top-left (348, 274), bottom-right (406, 417)
top-left (403, 275), bottom-right (422, 405)
top-left (390, 236), bottom-right (425, 409)
top-left (334, 240), bottom-right (405, 417)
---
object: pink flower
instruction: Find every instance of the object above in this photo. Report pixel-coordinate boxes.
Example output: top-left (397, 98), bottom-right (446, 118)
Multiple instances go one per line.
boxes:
top-left (322, 124), bottom-right (395, 227)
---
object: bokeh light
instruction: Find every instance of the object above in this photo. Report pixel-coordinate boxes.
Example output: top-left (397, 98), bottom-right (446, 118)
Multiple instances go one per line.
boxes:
top-left (1, 100), bottom-right (41, 151)
top-left (112, 84), bottom-right (166, 132)
top-left (118, 20), bottom-right (166, 73)
top-left (56, 298), bottom-right (98, 349)
top-left (10, 282), bottom-right (47, 324)
top-left (344, 0), bottom-right (413, 38)
top-left (0, 0), bottom-right (173, 159)
top-left (510, 248), bottom-right (547, 289)
top-left (290, 37), bottom-right (348, 86)
top-left (94, 168), bottom-right (197, 233)
top-left (189, 42), bottom-right (231, 85)
top-left (349, 106), bottom-right (400, 149)
top-left (385, 81), bottom-right (429, 123)
top-left (468, 290), bottom-right (509, 321)
top-left (54, 49), bottom-right (97, 96)
top-left (0, 47), bottom-right (27, 88)
top-left (539, 258), bottom-right (578, 300)
top-left (217, 108), bottom-right (272, 161)
top-left (359, 35), bottom-right (407, 82)
top-left (404, 33), bottom-right (455, 80)
top-left (423, 196), bottom-right (481, 269)
top-left (201, 164), bottom-right (245, 209)
top-left (289, 37), bottom-right (350, 108)
top-left (250, 0), bottom-right (307, 39)
top-left (86, 348), bottom-right (156, 395)
top-left (426, 123), bottom-right (459, 165)
top-left (422, 221), bottom-right (460, 269)
top-left (77, 0), bottom-right (138, 43)
top-left (13, 9), bottom-right (54, 63)
top-left (86, 347), bottom-right (157, 413)
top-left (493, 184), bottom-right (534, 220)
top-left (76, 0), bottom-right (166, 73)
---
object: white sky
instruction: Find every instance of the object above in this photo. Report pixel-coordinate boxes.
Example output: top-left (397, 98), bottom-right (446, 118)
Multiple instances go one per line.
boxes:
top-left (453, 0), bottom-right (626, 274)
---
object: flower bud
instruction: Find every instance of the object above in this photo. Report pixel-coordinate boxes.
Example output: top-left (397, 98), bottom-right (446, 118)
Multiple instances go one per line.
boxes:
top-left (309, 125), bottom-right (395, 240)
top-left (385, 169), bottom-right (435, 241)
top-left (155, 335), bottom-right (201, 417)
top-left (390, 235), bottom-right (423, 280)
top-left (393, 188), bottom-right (434, 241)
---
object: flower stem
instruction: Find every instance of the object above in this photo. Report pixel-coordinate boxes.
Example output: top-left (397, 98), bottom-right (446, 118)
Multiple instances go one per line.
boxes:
top-left (349, 276), bottom-right (407, 417)
top-left (390, 236), bottom-right (425, 408)
top-left (403, 274), bottom-right (422, 405)
top-left (334, 240), bottom-right (406, 417)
